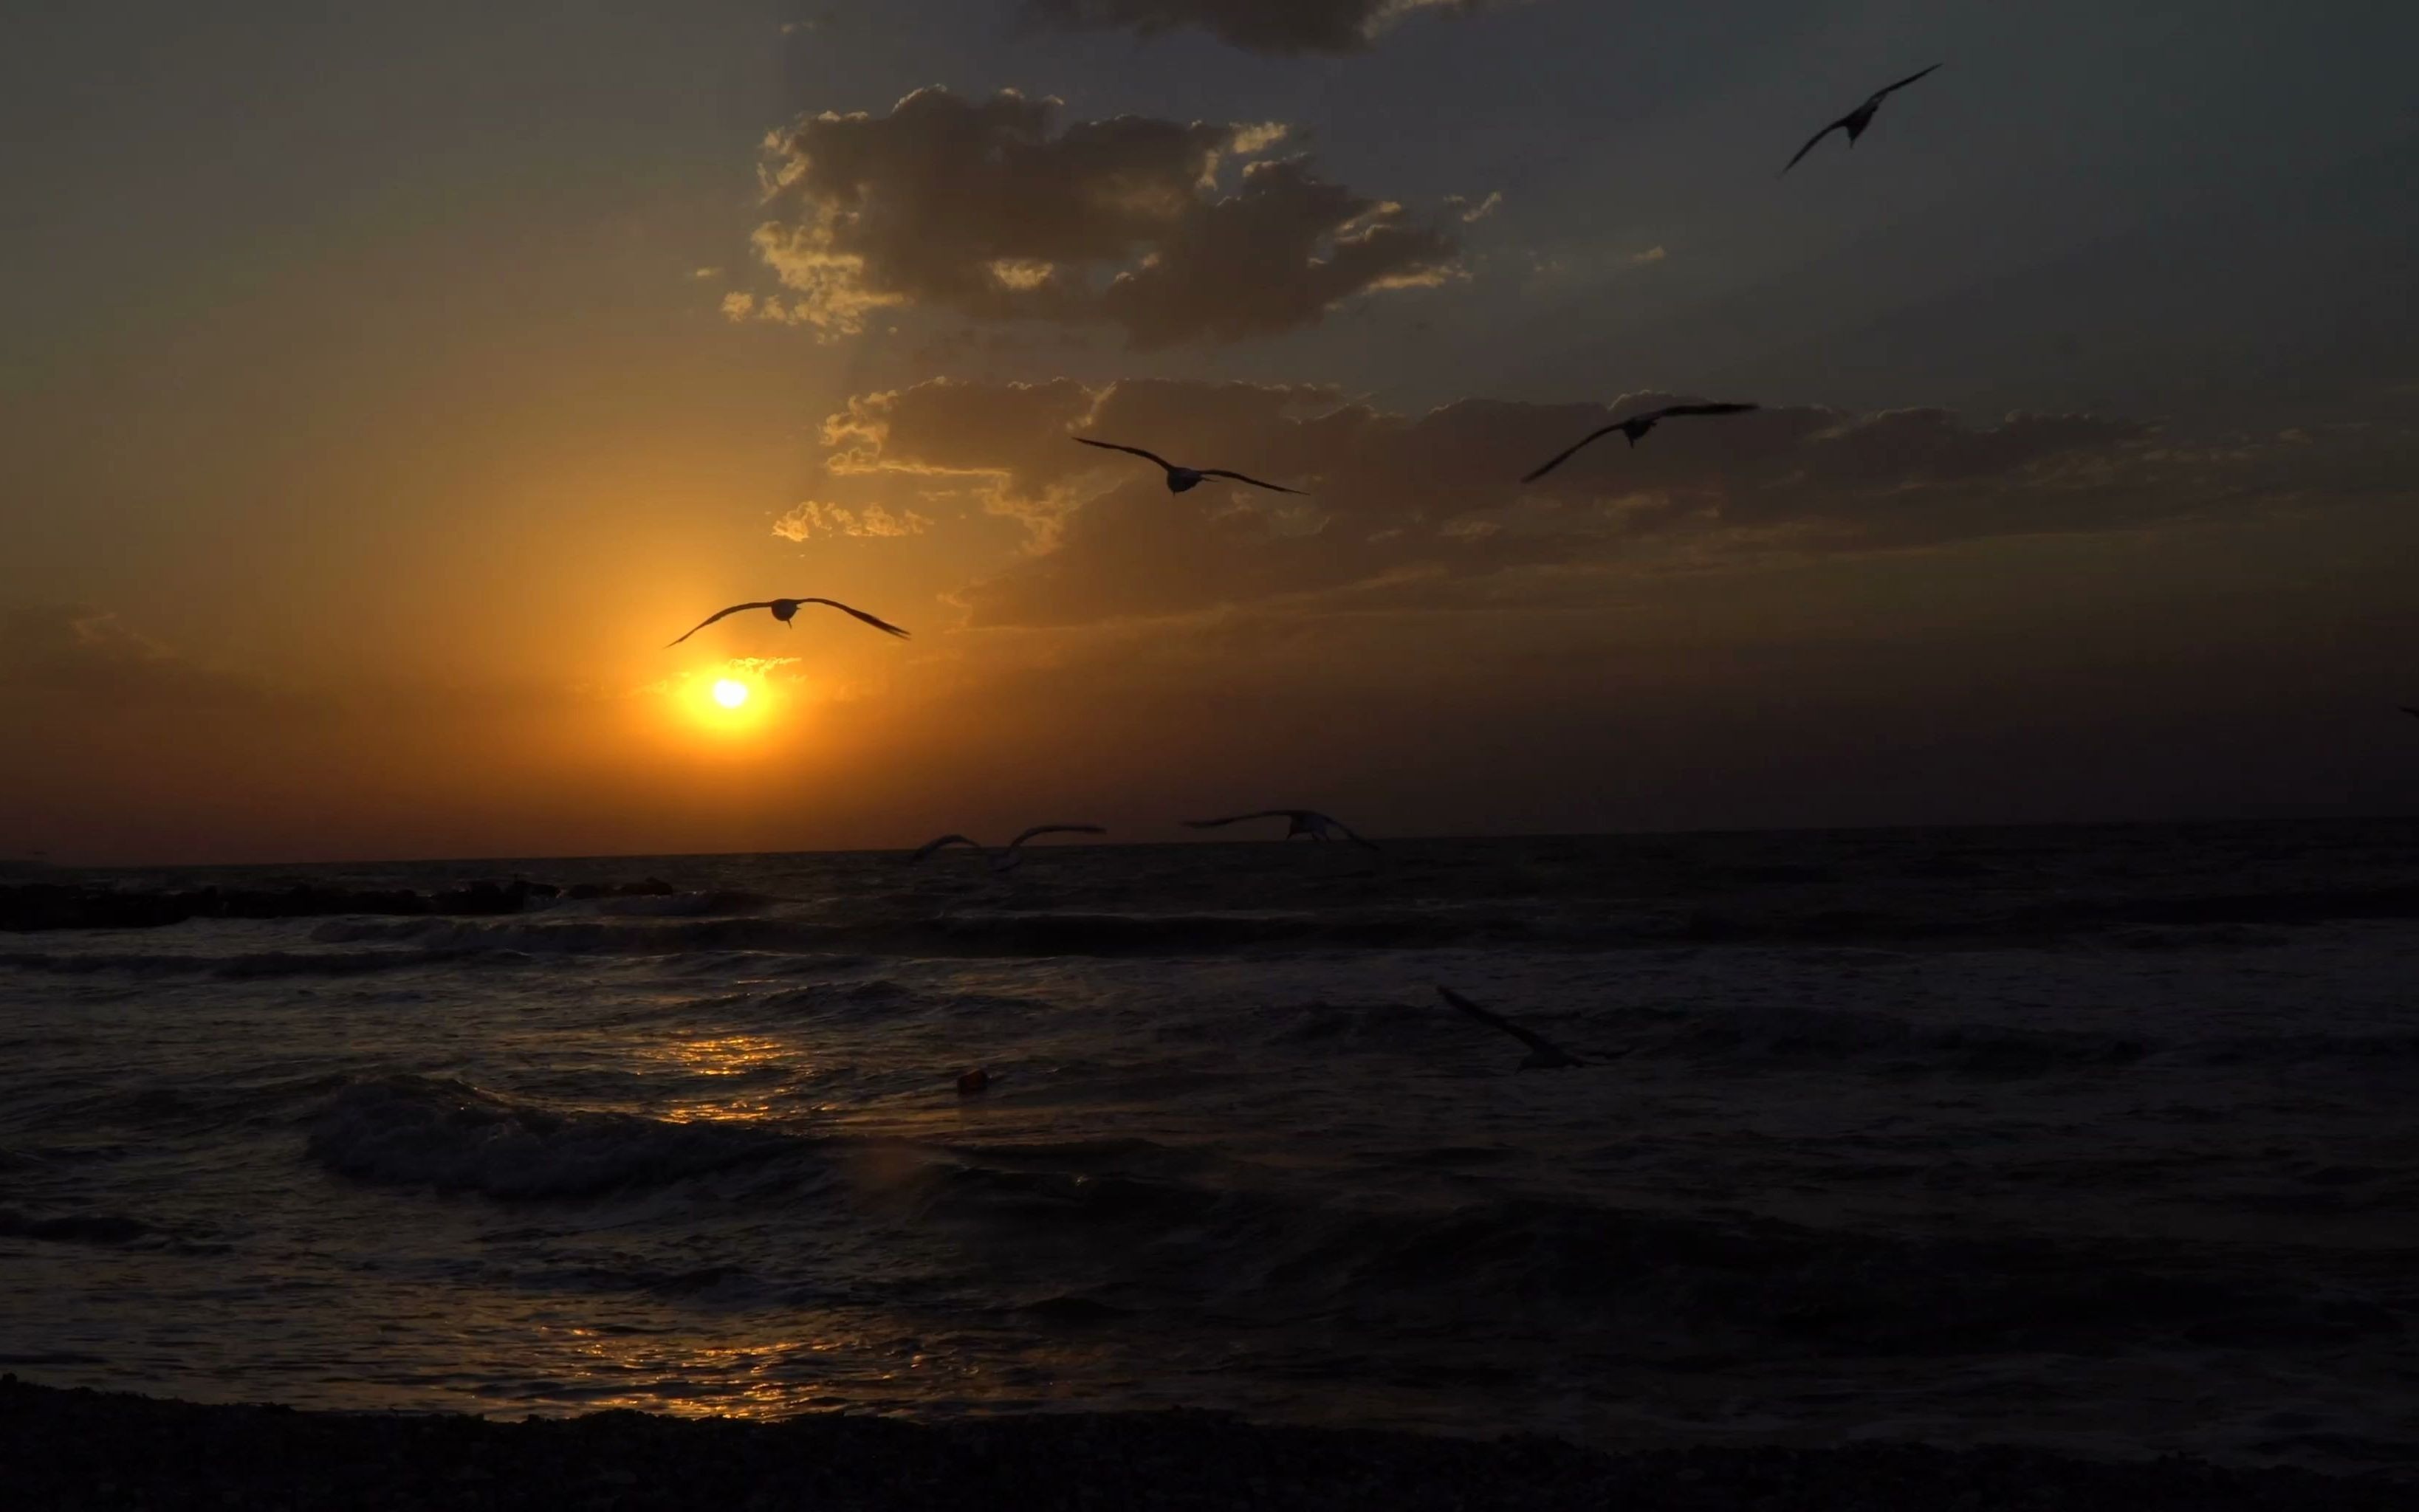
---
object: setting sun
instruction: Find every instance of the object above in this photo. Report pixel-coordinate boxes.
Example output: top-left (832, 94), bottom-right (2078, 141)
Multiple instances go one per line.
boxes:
top-left (673, 664), bottom-right (794, 743)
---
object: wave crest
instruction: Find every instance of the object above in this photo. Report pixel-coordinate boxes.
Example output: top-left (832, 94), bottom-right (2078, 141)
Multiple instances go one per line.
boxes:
top-left (306, 1076), bottom-right (800, 1199)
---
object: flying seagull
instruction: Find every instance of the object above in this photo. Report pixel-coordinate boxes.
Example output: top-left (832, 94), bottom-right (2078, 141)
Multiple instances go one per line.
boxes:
top-left (1074, 438), bottom-right (1304, 496)
top-left (1782, 63), bottom-right (1943, 175)
top-left (910, 824), bottom-right (1106, 873)
top-left (1436, 988), bottom-right (1590, 1071)
top-left (1520, 403), bottom-right (1760, 482)
top-left (668, 597), bottom-right (909, 647)
top-left (1184, 809), bottom-right (1378, 851)
top-left (2402, 707), bottom-right (2419, 718)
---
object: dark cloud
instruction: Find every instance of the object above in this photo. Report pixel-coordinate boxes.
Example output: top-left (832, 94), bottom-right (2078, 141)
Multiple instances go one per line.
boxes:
top-left (0, 606), bottom-right (290, 711)
top-left (1020, 0), bottom-right (1505, 55)
top-left (810, 378), bottom-right (2375, 628)
top-left (742, 88), bottom-right (1462, 347)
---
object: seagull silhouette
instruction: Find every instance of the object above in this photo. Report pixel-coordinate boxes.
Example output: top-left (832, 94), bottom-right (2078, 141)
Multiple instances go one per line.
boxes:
top-left (1435, 988), bottom-right (1597, 1071)
top-left (910, 824), bottom-right (1106, 873)
top-left (1074, 438), bottom-right (1304, 496)
top-left (2402, 706), bottom-right (2419, 719)
top-left (1782, 64), bottom-right (1943, 175)
top-left (1520, 403), bottom-right (1760, 482)
top-left (1184, 809), bottom-right (1378, 851)
top-left (668, 597), bottom-right (909, 647)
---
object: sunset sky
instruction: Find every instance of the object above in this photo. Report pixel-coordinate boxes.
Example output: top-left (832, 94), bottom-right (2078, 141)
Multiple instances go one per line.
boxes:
top-left (6, 0), bottom-right (2416, 865)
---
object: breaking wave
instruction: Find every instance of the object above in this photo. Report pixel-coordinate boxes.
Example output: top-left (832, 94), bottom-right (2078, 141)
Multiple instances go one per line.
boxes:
top-left (306, 1076), bottom-right (807, 1200)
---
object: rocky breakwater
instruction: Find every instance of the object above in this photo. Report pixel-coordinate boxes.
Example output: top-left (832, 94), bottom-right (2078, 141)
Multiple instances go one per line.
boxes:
top-left (1, 877), bottom-right (675, 932)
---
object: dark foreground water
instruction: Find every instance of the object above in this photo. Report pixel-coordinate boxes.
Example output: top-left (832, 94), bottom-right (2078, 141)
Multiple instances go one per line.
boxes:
top-left (3, 822), bottom-right (2415, 1477)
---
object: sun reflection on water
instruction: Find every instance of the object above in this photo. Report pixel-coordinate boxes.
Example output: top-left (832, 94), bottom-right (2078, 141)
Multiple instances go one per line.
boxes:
top-left (518, 1324), bottom-right (1027, 1421)
top-left (530, 1326), bottom-right (837, 1419)
top-left (640, 1033), bottom-right (804, 1123)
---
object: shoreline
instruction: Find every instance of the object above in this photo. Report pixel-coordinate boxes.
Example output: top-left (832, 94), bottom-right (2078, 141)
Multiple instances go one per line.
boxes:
top-left (1, 1377), bottom-right (2406, 1511)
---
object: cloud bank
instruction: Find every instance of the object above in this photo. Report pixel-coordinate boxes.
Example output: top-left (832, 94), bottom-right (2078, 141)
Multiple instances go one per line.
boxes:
top-left (0, 606), bottom-right (289, 711)
top-left (741, 88), bottom-right (1463, 346)
top-left (1021, 0), bottom-right (1509, 55)
top-left (807, 377), bottom-right (2372, 628)
top-left (772, 501), bottom-right (931, 541)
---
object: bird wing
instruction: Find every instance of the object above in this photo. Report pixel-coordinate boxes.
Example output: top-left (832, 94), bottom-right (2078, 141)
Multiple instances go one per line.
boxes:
top-left (1313, 813), bottom-right (1382, 852)
top-left (1183, 811), bottom-right (1303, 829)
top-left (1781, 120), bottom-right (1847, 175)
top-left (1872, 62), bottom-right (1943, 102)
top-left (1660, 402), bottom-right (1760, 419)
top-left (793, 598), bottom-right (911, 639)
top-left (1006, 824), bottom-right (1108, 849)
top-left (2402, 707), bottom-right (2419, 718)
top-left (911, 834), bottom-right (983, 862)
top-left (1436, 988), bottom-right (1582, 1065)
top-left (667, 602), bottom-right (773, 647)
top-left (1520, 422), bottom-right (1627, 484)
top-left (1074, 437), bottom-right (1176, 470)
top-left (1196, 469), bottom-right (1305, 495)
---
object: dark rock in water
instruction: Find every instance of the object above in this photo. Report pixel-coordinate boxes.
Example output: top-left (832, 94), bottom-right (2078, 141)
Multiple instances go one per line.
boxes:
top-left (566, 877), bottom-right (678, 901)
top-left (429, 882), bottom-right (540, 915)
top-left (0, 884), bottom-right (193, 931)
top-left (1, 875), bottom-right (591, 932)
top-left (0, 1378), bottom-right (2408, 1511)
top-left (957, 1068), bottom-right (991, 1096)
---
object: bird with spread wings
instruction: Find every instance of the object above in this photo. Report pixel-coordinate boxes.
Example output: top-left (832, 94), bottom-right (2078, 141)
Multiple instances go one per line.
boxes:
top-left (1184, 809), bottom-right (1379, 851)
top-left (667, 597), bottom-right (909, 648)
top-left (1074, 438), bottom-right (1305, 496)
top-left (1435, 988), bottom-right (1604, 1071)
top-left (1782, 63), bottom-right (1943, 175)
top-left (1520, 403), bottom-right (1760, 483)
top-left (911, 825), bottom-right (1107, 873)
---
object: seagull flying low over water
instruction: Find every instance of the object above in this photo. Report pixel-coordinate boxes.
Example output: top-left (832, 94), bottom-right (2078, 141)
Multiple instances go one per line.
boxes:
top-left (911, 825), bottom-right (1107, 873)
top-left (1520, 403), bottom-right (1760, 482)
top-left (668, 597), bottom-right (910, 647)
top-left (1184, 809), bottom-right (1379, 850)
top-left (1074, 438), bottom-right (1305, 496)
top-left (1436, 988), bottom-right (1600, 1071)
top-left (1782, 63), bottom-right (1943, 175)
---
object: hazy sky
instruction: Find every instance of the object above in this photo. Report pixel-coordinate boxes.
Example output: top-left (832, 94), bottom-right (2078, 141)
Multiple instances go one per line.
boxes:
top-left (5, 0), bottom-right (2415, 864)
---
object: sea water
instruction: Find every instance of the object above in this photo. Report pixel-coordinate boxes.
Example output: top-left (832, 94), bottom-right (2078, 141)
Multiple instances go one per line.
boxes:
top-left (3, 822), bottom-right (2414, 1475)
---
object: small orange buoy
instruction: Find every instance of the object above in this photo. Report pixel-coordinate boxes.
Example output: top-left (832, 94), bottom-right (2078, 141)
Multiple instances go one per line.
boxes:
top-left (956, 1068), bottom-right (990, 1096)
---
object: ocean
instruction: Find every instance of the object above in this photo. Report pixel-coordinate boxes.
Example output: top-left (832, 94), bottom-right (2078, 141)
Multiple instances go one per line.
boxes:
top-left (3, 822), bottom-right (2415, 1478)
